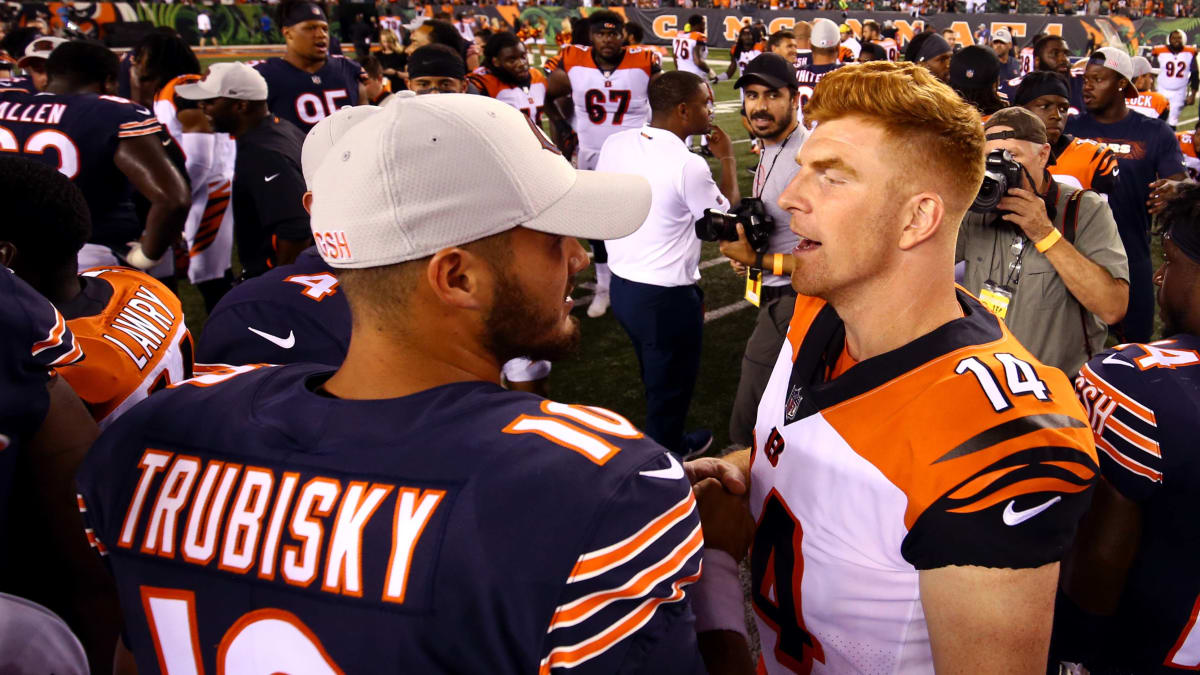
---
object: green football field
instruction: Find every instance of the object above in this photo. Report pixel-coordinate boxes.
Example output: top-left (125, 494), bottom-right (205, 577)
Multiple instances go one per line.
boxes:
top-left (184, 52), bottom-right (1195, 453)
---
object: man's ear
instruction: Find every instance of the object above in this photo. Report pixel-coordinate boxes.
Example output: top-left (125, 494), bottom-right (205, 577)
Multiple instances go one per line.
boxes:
top-left (0, 241), bottom-right (17, 268)
top-left (424, 247), bottom-right (492, 312)
top-left (898, 193), bottom-right (947, 251)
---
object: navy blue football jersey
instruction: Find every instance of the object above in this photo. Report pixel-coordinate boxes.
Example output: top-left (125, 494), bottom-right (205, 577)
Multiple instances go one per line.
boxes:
top-left (0, 267), bottom-right (82, 546)
top-left (76, 364), bottom-right (705, 673)
top-left (252, 56), bottom-right (365, 134)
top-left (1074, 335), bottom-right (1200, 671)
top-left (0, 76), bottom-right (35, 94)
top-left (197, 248), bottom-right (348, 366)
top-left (0, 90), bottom-right (162, 251)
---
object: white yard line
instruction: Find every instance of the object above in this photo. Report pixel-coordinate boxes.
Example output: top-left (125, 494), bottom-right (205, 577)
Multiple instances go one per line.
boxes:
top-left (704, 300), bottom-right (753, 322)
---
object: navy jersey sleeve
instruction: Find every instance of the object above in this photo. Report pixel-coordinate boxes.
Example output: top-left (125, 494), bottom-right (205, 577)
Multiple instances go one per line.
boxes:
top-left (1155, 122), bottom-right (1188, 179)
top-left (540, 451), bottom-right (705, 674)
top-left (0, 269), bottom-right (83, 441)
top-left (107, 96), bottom-right (163, 143)
top-left (1075, 342), bottom-right (1193, 502)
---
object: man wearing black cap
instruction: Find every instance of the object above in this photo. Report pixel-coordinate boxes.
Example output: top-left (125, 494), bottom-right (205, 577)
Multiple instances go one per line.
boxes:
top-left (958, 107), bottom-right (1129, 376)
top-left (1056, 183), bottom-right (1200, 674)
top-left (1068, 47), bottom-right (1187, 343)
top-left (407, 44), bottom-right (468, 94)
top-left (905, 31), bottom-right (953, 83)
top-left (716, 53), bottom-right (808, 449)
top-left (253, 0), bottom-right (368, 133)
top-left (949, 45), bottom-right (1008, 117)
top-left (1015, 71), bottom-right (1119, 198)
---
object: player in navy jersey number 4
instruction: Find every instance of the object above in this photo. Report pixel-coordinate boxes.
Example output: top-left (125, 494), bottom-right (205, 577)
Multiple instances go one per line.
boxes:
top-left (252, 0), bottom-right (367, 133)
top-left (1056, 184), bottom-right (1200, 673)
top-left (77, 94), bottom-right (720, 673)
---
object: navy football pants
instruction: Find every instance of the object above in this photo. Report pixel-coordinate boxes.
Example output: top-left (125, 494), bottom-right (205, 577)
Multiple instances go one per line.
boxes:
top-left (610, 275), bottom-right (703, 455)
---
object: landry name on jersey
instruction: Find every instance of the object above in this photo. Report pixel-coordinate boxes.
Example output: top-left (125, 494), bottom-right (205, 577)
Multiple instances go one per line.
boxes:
top-left (556, 45), bottom-right (658, 154)
top-left (253, 56), bottom-right (365, 134)
top-left (59, 267), bottom-right (192, 430)
top-left (76, 365), bottom-right (705, 673)
top-left (197, 247), bottom-right (349, 367)
top-left (0, 90), bottom-right (161, 250)
top-left (749, 289), bottom-right (1098, 673)
top-left (0, 268), bottom-right (83, 549)
top-left (1075, 335), bottom-right (1200, 672)
top-left (466, 67), bottom-right (548, 125)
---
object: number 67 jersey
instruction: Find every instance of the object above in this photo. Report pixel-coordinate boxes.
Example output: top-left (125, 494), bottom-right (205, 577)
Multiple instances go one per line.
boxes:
top-left (749, 289), bottom-right (1098, 673)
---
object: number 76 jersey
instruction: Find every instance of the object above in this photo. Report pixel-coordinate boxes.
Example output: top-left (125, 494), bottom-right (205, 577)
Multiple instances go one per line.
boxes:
top-left (749, 289), bottom-right (1098, 673)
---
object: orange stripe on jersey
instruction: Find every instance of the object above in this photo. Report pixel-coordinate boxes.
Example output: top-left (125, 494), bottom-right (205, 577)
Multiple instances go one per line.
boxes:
top-left (154, 74), bottom-right (202, 106)
top-left (50, 339), bottom-right (84, 368)
top-left (1095, 434), bottom-right (1162, 482)
top-left (1078, 363), bottom-right (1157, 425)
top-left (786, 294), bottom-right (829, 362)
top-left (568, 491), bottom-right (696, 583)
top-left (947, 476), bottom-right (1092, 514)
top-left (549, 523), bottom-right (702, 629)
top-left (1104, 415), bottom-right (1162, 458)
top-left (540, 570), bottom-right (699, 671)
top-left (31, 310), bottom-right (68, 356)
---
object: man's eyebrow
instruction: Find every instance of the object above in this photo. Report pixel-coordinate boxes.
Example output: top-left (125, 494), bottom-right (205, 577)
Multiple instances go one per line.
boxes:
top-left (806, 157), bottom-right (859, 178)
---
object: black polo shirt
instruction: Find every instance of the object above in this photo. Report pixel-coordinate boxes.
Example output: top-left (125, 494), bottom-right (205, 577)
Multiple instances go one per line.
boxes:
top-left (233, 114), bottom-right (310, 279)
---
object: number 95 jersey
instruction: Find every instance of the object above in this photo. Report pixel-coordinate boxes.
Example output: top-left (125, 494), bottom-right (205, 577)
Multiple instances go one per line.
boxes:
top-left (749, 289), bottom-right (1098, 674)
top-left (252, 56), bottom-right (365, 134)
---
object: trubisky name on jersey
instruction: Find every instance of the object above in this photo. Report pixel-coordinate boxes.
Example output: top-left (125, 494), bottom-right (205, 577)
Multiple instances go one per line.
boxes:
top-left (109, 448), bottom-right (450, 605)
top-left (100, 282), bottom-right (179, 370)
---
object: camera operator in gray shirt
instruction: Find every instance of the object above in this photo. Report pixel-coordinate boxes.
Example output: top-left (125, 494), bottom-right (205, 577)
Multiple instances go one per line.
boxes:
top-left (716, 53), bottom-right (809, 448)
top-left (957, 107), bottom-right (1129, 376)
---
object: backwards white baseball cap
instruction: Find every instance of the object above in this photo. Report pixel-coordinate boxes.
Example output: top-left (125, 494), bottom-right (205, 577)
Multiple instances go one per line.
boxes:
top-left (1131, 54), bottom-right (1158, 78)
top-left (308, 93), bottom-right (652, 269)
top-left (811, 18), bottom-right (840, 49)
top-left (303, 104), bottom-right (384, 188)
top-left (1089, 46), bottom-right (1139, 97)
top-left (17, 36), bottom-right (66, 68)
top-left (176, 62), bottom-right (268, 101)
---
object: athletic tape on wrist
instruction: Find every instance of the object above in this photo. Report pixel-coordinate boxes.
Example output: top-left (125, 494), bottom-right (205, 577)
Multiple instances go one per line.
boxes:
top-left (126, 244), bottom-right (161, 271)
top-left (691, 548), bottom-right (748, 639)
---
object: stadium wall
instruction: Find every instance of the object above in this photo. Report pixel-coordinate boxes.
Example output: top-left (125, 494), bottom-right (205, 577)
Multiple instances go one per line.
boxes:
top-left (18, 2), bottom-right (1200, 51)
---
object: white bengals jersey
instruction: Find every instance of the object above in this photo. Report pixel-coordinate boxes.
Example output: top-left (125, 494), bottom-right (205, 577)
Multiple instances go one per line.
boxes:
top-left (154, 75), bottom-right (235, 284)
top-left (557, 44), bottom-right (659, 165)
top-left (466, 67), bottom-right (548, 125)
top-left (672, 30), bottom-right (708, 77)
top-left (749, 290), bottom-right (1098, 673)
top-left (1019, 46), bottom-right (1036, 77)
top-left (873, 38), bottom-right (900, 61)
top-left (1154, 45), bottom-right (1197, 92)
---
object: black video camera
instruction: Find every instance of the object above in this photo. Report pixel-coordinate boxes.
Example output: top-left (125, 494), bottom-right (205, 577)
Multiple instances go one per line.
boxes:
top-left (695, 197), bottom-right (773, 254)
top-left (970, 149), bottom-right (1026, 214)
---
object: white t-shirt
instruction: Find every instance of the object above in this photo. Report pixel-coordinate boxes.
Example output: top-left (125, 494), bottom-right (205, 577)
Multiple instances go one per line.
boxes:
top-left (597, 126), bottom-right (730, 287)
top-left (197, 12), bottom-right (211, 31)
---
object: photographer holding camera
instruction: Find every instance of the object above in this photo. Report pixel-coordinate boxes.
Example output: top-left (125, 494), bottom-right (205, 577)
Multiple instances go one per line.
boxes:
top-left (957, 107), bottom-right (1129, 376)
top-left (713, 53), bottom-right (809, 449)
top-left (596, 70), bottom-right (739, 457)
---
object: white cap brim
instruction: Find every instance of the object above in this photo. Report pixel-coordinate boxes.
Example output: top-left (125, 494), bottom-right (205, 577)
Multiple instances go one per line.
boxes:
top-left (524, 169), bottom-right (651, 241)
top-left (175, 81), bottom-right (220, 100)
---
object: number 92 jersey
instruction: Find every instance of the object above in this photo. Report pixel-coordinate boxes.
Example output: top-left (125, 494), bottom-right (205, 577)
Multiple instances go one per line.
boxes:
top-left (749, 289), bottom-right (1098, 674)
top-left (252, 56), bottom-right (365, 134)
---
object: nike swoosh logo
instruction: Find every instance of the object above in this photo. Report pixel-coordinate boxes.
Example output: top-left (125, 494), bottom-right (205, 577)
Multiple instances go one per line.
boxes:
top-left (1102, 353), bottom-right (1136, 369)
top-left (639, 453), bottom-right (684, 480)
top-left (1002, 496), bottom-right (1062, 526)
top-left (264, 173), bottom-right (280, 182)
top-left (247, 326), bottom-right (295, 349)
top-left (161, 139), bottom-right (171, 147)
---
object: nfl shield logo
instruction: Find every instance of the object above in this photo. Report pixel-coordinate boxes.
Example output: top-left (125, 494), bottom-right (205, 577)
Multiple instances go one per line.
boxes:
top-left (312, 75), bottom-right (322, 84)
top-left (784, 385), bottom-right (804, 422)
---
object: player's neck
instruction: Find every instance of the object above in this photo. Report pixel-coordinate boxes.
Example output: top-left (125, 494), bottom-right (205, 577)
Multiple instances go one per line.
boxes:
top-left (25, 267), bottom-right (81, 309)
top-left (812, 50), bottom-right (837, 65)
top-left (1092, 100), bottom-right (1130, 124)
top-left (323, 324), bottom-right (503, 400)
top-left (831, 265), bottom-right (962, 363)
top-left (593, 49), bottom-right (624, 71)
top-left (284, 51), bottom-right (326, 73)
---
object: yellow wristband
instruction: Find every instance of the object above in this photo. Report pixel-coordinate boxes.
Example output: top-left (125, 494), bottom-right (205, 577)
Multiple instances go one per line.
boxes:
top-left (772, 254), bottom-right (784, 276)
top-left (1034, 227), bottom-right (1063, 253)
